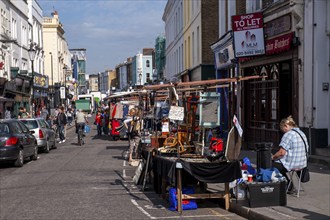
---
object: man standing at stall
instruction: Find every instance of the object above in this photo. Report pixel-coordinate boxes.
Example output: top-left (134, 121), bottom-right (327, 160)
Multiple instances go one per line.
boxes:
top-left (125, 108), bottom-right (142, 164)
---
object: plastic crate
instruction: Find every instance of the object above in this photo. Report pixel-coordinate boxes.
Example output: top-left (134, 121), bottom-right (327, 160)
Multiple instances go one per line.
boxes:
top-left (246, 181), bottom-right (287, 208)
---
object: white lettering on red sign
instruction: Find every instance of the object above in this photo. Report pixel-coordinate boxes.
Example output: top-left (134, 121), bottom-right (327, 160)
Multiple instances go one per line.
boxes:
top-left (232, 13), bottom-right (263, 31)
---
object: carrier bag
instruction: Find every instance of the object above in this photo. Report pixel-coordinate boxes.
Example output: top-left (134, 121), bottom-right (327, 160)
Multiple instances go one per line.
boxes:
top-left (168, 187), bottom-right (198, 211)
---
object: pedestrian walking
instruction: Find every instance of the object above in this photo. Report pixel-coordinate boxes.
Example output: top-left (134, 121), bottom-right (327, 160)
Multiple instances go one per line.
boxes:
top-left (56, 106), bottom-right (67, 143)
top-left (94, 111), bottom-right (103, 136)
top-left (41, 106), bottom-right (49, 120)
top-left (67, 108), bottom-right (73, 126)
top-left (103, 110), bottom-right (110, 135)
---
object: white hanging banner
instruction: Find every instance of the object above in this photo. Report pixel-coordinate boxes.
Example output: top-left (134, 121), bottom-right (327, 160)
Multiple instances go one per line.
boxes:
top-left (168, 106), bottom-right (184, 121)
top-left (60, 87), bottom-right (66, 99)
top-left (233, 115), bottom-right (243, 137)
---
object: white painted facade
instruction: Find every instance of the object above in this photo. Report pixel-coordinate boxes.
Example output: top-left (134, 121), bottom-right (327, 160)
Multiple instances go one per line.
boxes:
top-left (303, 0), bottom-right (330, 145)
top-left (142, 54), bottom-right (153, 84)
top-left (28, 0), bottom-right (44, 76)
top-left (42, 11), bottom-right (71, 86)
top-left (0, 0), bottom-right (12, 79)
top-left (0, 0), bottom-right (30, 77)
top-left (162, 0), bottom-right (184, 81)
top-left (136, 52), bottom-right (143, 85)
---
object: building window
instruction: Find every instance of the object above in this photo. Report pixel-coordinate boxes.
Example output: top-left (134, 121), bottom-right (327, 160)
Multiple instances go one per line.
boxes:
top-left (246, 0), bottom-right (262, 13)
top-left (146, 60), bottom-right (150, 67)
top-left (12, 18), bottom-right (17, 39)
top-left (146, 73), bottom-right (150, 82)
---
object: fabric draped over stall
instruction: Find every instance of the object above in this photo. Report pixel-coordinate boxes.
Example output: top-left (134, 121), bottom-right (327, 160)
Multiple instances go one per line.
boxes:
top-left (154, 156), bottom-right (242, 185)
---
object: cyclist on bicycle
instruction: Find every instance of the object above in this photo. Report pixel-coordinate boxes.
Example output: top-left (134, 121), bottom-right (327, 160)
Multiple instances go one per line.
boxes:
top-left (75, 109), bottom-right (88, 136)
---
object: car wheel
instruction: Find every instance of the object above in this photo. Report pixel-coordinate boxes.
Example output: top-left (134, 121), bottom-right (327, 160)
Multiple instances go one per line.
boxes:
top-left (31, 146), bottom-right (38, 160)
top-left (44, 142), bottom-right (50, 153)
top-left (14, 149), bottom-right (24, 167)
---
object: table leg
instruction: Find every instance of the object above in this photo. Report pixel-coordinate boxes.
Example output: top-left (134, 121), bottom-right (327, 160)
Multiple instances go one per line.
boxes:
top-left (224, 182), bottom-right (230, 210)
top-left (177, 168), bottom-right (182, 214)
top-left (161, 177), bottom-right (167, 199)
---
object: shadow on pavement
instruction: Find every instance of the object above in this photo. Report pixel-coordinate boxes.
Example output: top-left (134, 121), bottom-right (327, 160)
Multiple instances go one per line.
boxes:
top-left (287, 206), bottom-right (330, 220)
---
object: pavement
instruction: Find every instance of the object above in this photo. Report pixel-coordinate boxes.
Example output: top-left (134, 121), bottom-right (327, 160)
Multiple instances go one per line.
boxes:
top-left (214, 148), bottom-right (330, 220)
top-left (66, 123), bottom-right (330, 219)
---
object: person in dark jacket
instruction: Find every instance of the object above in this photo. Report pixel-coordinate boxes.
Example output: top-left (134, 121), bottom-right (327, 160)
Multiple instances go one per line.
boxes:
top-left (56, 106), bottom-right (67, 143)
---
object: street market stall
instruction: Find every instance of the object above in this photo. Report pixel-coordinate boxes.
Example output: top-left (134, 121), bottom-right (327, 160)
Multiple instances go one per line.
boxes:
top-left (105, 75), bottom-right (267, 212)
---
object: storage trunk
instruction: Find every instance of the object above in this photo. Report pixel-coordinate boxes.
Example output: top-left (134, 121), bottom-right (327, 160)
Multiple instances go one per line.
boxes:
top-left (246, 181), bottom-right (287, 208)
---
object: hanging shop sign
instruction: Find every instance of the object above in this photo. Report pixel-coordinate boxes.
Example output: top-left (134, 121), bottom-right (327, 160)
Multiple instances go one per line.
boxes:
top-left (265, 32), bottom-right (293, 55)
top-left (232, 12), bottom-right (265, 57)
top-left (210, 31), bottom-right (236, 70)
top-left (34, 74), bottom-right (49, 88)
top-left (60, 87), bottom-right (66, 99)
top-left (264, 15), bottom-right (291, 38)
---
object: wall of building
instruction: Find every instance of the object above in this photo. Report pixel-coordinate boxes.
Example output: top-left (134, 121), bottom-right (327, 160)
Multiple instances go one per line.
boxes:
top-left (303, 0), bottom-right (330, 146)
top-left (163, 0), bottom-right (184, 81)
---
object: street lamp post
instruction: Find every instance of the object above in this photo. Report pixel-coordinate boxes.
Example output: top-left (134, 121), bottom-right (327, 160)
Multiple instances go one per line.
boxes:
top-left (63, 66), bottom-right (67, 87)
top-left (139, 73), bottom-right (142, 86)
top-left (28, 47), bottom-right (36, 116)
top-left (62, 66), bottom-right (67, 106)
top-left (49, 52), bottom-right (54, 108)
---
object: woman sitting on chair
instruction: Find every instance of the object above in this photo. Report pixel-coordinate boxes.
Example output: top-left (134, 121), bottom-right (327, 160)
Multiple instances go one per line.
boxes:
top-left (271, 116), bottom-right (308, 193)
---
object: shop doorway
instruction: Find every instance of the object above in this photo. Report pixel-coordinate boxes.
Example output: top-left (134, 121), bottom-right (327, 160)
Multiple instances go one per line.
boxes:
top-left (243, 61), bottom-right (293, 149)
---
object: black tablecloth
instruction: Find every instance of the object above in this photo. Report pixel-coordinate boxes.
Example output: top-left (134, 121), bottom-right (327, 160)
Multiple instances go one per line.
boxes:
top-left (154, 156), bottom-right (242, 184)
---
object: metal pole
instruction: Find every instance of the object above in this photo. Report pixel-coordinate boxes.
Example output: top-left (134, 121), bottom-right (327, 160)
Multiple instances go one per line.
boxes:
top-left (31, 61), bottom-right (34, 116)
top-left (50, 52), bottom-right (54, 108)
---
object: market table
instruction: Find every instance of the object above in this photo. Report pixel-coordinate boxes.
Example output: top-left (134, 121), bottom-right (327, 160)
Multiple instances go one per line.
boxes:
top-left (153, 155), bottom-right (242, 212)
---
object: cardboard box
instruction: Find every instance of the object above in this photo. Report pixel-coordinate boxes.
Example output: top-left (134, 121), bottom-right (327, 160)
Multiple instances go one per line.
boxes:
top-left (246, 181), bottom-right (287, 208)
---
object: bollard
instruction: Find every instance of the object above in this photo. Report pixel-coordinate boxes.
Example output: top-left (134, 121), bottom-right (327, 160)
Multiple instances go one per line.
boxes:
top-left (256, 142), bottom-right (273, 171)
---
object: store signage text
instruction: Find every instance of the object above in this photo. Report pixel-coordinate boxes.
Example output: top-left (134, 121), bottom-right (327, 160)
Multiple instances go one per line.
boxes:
top-left (265, 32), bottom-right (293, 55)
top-left (34, 74), bottom-right (49, 88)
top-left (232, 14), bottom-right (263, 31)
top-left (232, 12), bottom-right (265, 58)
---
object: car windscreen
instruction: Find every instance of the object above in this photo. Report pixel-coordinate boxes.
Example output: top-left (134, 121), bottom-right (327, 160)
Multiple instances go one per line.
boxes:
top-left (0, 123), bottom-right (10, 134)
top-left (20, 120), bottom-right (38, 129)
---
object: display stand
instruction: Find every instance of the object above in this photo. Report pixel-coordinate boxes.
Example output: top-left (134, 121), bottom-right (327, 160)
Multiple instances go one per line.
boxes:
top-left (142, 150), bottom-right (151, 191)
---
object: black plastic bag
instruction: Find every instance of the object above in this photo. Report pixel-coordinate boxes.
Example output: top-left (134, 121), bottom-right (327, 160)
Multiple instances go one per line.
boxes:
top-left (299, 167), bottom-right (310, 183)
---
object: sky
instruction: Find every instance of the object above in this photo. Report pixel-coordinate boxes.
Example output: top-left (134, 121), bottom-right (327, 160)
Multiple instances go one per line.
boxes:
top-left (39, 0), bottom-right (167, 74)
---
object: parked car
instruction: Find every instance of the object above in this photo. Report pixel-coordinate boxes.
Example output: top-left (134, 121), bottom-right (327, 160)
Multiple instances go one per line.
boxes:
top-left (0, 119), bottom-right (38, 167)
top-left (19, 118), bottom-right (56, 153)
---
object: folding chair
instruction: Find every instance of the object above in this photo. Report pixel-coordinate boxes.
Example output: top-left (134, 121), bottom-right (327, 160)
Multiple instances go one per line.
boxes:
top-left (286, 168), bottom-right (304, 197)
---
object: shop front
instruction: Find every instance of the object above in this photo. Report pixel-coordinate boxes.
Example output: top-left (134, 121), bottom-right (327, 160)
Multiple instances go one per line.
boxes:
top-left (239, 22), bottom-right (299, 149)
top-left (33, 73), bottom-right (50, 115)
top-left (3, 69), bottom-right (31, 117)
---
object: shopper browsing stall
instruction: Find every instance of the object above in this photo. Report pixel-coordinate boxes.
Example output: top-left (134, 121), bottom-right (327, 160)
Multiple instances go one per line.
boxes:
top-left (124, 108), bottom-right (142, 164)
